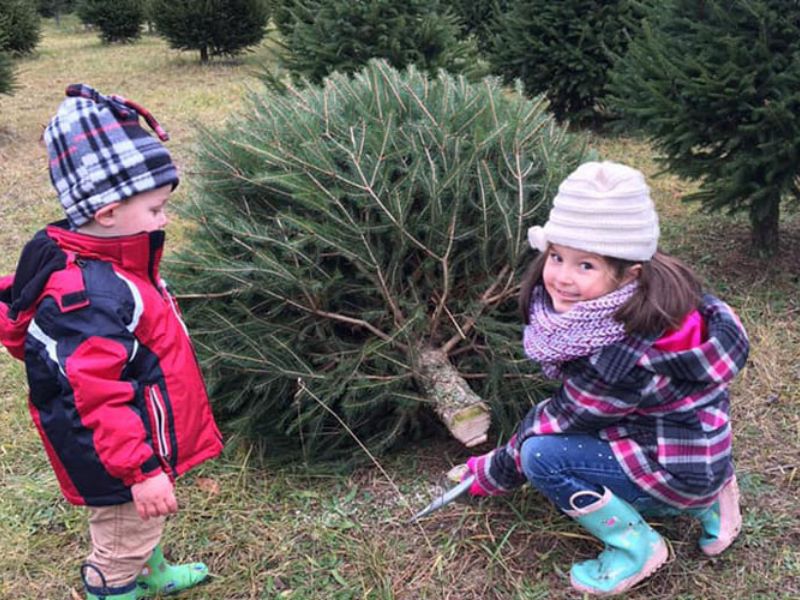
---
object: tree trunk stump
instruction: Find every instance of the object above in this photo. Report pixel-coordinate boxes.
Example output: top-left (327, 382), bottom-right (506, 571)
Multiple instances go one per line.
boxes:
top-left (416, 347), bottom-right (490, 447)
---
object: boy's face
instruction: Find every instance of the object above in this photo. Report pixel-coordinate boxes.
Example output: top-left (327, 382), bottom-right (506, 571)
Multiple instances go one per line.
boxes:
top-left (100, 185), bottom-right (172, 236)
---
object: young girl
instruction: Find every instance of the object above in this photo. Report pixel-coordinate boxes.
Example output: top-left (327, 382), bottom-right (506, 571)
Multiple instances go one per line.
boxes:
top-left (462, 161), bottom-right (749, 595)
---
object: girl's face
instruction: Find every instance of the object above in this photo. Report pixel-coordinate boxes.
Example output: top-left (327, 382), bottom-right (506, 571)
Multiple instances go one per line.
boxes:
top-left (542, 244), bottom-right (636, 313)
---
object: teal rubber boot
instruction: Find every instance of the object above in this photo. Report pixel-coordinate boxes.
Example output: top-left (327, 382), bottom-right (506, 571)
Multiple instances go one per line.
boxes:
top-left (135, 545), bottom-right (209, 597)
top-left (81, 564), bottom-right (138, 600)
top-left (689, 474), bottom-right (742, 556)
top-left (566, 488), bottom-right (668, 596)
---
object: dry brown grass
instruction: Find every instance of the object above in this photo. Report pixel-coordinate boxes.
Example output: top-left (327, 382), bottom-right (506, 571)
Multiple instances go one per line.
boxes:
top-left (1, 18), bottom-right (799, 600)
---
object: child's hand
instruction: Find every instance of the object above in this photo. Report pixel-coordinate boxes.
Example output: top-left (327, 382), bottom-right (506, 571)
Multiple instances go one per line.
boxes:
top-left (131, 472), bottom-right (178, 520)
top-left (463, 456), bottom-right (493, 497)
top-left (446, 457), bottom-right (498, 497)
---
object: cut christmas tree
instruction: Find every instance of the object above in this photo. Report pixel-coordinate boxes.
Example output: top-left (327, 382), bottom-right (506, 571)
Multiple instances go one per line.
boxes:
top-left (170, 60), bottom-right (586, 463)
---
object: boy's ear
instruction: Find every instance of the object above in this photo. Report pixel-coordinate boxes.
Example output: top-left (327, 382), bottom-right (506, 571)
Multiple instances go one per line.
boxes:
top-left (92, 202), bottom-right (121, 228)
top-left (622, 263), bottom-right (643, 286)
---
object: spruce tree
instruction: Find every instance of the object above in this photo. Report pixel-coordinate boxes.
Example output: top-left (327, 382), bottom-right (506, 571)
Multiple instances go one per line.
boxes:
top-left (441, 0), bottom-right (508, 52)
top-left (169, 60), bottom-right (586, 463)
top-left (267, 0), bottom-right (306, 40)
top-left (38, 0), bottom-right (74, 24)
top-left (150, 0), bottom-right (269, 63)
top-left (0, 52), bottom-right (15, 96)
top-left (272, 0), bottom-right (481, 86)
top-left (0, 0), bottom-right (41, 55)
top-left (609, 0), bottom-right (800, 256)
top-left (488, 0), bottom-right (645, 125)
top-left (76, 0), bottom-right (143, 43)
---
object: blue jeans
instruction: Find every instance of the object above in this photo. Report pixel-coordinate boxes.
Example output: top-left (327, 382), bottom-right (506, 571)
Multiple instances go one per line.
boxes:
top-left (520, 434), bottom-right (671, 512)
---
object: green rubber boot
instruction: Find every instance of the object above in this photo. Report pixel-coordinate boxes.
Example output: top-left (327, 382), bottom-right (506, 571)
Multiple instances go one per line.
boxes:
top-left (82, 564), bottom-right (138, 600)
top-left (135, 545), bottom-right (209, 597)
top-left (566, 488), bottom-right (668, 596)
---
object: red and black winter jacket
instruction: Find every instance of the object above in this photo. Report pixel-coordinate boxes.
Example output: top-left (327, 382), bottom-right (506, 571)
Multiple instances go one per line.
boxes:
top-left (0, 222), bottom-right (223, 506)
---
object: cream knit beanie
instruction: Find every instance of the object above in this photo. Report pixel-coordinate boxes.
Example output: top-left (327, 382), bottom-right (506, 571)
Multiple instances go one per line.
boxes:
top-left (527, 161), bottom-right (659, 261)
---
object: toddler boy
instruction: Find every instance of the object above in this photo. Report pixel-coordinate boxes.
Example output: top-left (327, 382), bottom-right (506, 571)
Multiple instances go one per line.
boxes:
top-left (0, 84), bottom-right (223, 599)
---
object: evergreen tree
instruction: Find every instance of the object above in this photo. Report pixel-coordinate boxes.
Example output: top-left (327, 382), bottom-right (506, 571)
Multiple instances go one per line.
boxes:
top-left (76, 0), bottom-right (143, 43)
top-left (488, 0), bottom-right (645, 125)
top-left (0, 52), bottom-right (15, 96)
top-left (38, 0), bottom-right (74, 24)
top-left (170, 60), bottom-right (586, 463)
top-left (0, 14), bottom-right (15, 98)
top-left (150, 0), bottom-right (269, 63)
top-left (609, 0), bottom-right (800, 256)
top-left (441, 0), bottom-right (508, 52)
top-left (272, 0), bottom-right (481, 87)
top-left (0, 0), bottom-right (41, 55)
top-left (266, 0), bottom-right (306, 40)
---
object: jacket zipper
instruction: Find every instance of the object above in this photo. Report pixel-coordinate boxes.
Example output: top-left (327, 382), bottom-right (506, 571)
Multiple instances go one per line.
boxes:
top-left (149, 385), bottom-right (171, 461)
top-left (162, 280), bottom-right (189, 336)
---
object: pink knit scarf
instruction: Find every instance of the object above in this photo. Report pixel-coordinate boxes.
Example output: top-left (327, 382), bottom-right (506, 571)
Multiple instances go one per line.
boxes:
top-left (523, 283), bottom-right (637, 378)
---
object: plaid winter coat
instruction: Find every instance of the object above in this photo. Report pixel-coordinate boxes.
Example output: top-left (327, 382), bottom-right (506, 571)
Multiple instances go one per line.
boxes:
top-left (470, 294), bottom-right (749, 508)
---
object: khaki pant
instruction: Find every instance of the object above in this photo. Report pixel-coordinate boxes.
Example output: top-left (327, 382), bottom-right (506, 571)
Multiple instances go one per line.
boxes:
top-left (84, 502), bottom-right (165, 587)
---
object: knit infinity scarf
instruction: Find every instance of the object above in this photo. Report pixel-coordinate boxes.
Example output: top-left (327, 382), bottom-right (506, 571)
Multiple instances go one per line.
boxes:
top-left (523, 282), bottom-right (637, 378)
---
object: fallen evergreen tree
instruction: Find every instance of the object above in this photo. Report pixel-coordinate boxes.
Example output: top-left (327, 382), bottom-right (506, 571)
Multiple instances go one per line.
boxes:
top-left (170, 60), bottom-right (586, 463)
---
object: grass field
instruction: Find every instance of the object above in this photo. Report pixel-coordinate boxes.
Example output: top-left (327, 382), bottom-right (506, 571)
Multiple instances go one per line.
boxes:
top-left (1, 18), bottom-right (798, 600)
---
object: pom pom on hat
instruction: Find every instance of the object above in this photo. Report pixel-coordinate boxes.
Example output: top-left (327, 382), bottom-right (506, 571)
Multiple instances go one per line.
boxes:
top-left (527, 161), bottom-right (659, 261)
top-left (44, 84), bottom-right (179, 229)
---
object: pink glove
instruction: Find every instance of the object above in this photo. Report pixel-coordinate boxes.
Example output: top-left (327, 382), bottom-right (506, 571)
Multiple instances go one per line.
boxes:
top-left (464, 455), bottom-right (505, 497)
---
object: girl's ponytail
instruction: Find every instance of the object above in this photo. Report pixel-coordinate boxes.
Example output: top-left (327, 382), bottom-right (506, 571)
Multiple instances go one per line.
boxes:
top-left (615, 252), bottom-right (703, 336)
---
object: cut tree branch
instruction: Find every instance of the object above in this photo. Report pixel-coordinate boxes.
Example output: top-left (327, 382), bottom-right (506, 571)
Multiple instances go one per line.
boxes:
top-left (441, 265), bottom-right (514, 354)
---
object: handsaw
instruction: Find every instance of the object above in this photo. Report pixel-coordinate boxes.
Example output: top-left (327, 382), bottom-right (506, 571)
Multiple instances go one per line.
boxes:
top-left (409, 474), bottom-right (475, 522)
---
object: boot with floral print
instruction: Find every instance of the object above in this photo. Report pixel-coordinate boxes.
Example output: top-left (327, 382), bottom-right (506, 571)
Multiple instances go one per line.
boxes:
top-left (566, 487), bottom-right (668, 596)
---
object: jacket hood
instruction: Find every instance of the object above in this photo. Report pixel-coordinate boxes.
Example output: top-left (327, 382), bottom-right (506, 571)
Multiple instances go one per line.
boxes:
top-left (0, 227), bottom-right (68, 358)
top-left (587, 295), bottom-right (749, 386)
top-left (1, 228), bottom-right (67, 320)
top-left (640, 295), bottom-right (749, 385)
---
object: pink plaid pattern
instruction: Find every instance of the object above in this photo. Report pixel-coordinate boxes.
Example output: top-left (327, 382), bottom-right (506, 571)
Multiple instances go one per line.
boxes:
top-left (471, 295), bottom-right (749, 508)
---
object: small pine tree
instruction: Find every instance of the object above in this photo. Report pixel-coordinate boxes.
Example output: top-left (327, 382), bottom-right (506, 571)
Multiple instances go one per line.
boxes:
top-left (150, 0), bottom-right (269, 63)
top-left (266, 0), bottom-right (305, 40)
top-left (169, 60), bottom-right (586, 463)
top-left (273, 0), bottom-right (481, 86)
top-left (0, 52), bottom-right (15, 96)
top-left (609, 0), bottom-right (800, 256)
top-left (441, 0), bottom-right (508, 52)
top-left (0, 0), bottom-right (41, 55)
top-left (76, 0), bottom-right (143, 43)
top-left (487, 0), bottom-right (645, 125)
top-left (38, 0), bottom-right (74, 22)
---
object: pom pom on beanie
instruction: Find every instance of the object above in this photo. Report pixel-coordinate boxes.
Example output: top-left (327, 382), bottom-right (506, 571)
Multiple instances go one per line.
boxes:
top-left (44, 84), bottom-right (179, 229)
top-left (528, 161), bottom-right (659, 261)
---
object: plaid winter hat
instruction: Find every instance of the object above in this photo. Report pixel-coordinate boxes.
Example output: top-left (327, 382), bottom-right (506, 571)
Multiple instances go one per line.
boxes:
top-left (44, 84), bottom-right (179, 229)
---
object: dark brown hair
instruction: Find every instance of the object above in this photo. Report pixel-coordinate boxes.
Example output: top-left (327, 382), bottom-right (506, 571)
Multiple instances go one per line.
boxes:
top-left (518, 247), bottom-right (703, 336)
